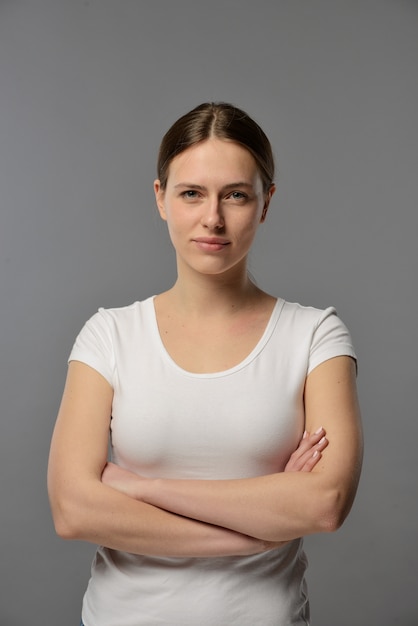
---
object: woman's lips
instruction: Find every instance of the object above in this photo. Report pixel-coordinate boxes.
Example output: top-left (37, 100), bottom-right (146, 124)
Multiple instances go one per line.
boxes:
top-left (192, 237), bottom-right (230, 252)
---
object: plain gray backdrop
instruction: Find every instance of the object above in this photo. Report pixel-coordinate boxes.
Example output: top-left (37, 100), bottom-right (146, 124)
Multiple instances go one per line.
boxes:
top-left (1, 1), bottom-right (417, 625)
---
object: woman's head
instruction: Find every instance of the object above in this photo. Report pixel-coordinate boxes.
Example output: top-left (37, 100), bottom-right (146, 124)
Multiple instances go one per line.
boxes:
top-left (157, 102), bottom-right (275, 193)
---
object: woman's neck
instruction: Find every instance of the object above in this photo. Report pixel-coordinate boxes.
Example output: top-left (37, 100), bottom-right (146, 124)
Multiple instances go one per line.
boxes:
top-left (162, 267), bottom-right (269, 319)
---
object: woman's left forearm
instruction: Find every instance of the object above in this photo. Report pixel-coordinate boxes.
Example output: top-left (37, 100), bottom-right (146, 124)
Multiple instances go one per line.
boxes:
top-left (139, 470), bottom-right (336, 542)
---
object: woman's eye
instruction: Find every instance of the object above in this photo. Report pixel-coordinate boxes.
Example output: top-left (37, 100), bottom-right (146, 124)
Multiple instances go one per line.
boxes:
top-left (229, 191), bottom-right (247, 201)
top-left (181, 190), bottom-right (199, 199)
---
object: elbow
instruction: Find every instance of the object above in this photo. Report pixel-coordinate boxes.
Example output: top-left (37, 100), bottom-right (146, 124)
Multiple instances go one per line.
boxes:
top-left (53, 512), bottom-right (81, 541)
top-left (50, 500), bottom-right (82, 540)
top-left (48, 485), bottom-right (88, 541)
top-left (48, 470), bottom-right (101, 541)
top-left (317, 512), bottom-right (344, 534)
top-left (53, 519), bottom-right (75, 541)
top-left (315, 488), bottom-right (354, 534)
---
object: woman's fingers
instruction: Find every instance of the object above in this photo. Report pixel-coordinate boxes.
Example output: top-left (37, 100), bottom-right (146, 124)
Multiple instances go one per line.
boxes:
top-left (284, 428), bottom-right (328, 472)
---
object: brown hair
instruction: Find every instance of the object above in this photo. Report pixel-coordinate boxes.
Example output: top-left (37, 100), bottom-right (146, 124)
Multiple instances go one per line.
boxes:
top-left (157, 102), bottom-right (275, 192)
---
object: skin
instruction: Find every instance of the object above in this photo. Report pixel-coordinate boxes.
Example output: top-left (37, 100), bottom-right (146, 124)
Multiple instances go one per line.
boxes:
top-left (154, 138), bottom-right (274, 284)
top-left (48, 137), bottom-right (363, 556)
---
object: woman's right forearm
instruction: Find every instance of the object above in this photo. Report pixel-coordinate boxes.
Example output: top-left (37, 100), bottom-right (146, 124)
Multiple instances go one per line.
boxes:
top-left (50, 479), bottom-right (277, 558)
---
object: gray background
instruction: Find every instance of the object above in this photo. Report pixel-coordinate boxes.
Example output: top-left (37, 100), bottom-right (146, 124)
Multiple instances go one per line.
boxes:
top-left (1, 1), bottom-right (417, 625)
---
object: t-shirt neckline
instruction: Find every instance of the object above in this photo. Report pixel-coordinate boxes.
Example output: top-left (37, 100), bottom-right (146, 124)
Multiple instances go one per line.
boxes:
top-left (147, 295), bottom-right (284, 379)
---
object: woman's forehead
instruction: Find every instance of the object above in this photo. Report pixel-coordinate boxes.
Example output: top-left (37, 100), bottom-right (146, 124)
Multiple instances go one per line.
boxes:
top-left (167, 138), bottom-right (261, 186)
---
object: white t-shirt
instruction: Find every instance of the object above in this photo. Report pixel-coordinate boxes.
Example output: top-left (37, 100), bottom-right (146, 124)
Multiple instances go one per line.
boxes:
top-left (69, 296), bottom-right (356, 626)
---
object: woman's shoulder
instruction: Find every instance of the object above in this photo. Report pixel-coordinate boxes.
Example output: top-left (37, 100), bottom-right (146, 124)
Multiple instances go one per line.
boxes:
top-left (277, 298), bottom-right (338, 326)
top-left (275, 298), bottom-right (356, 370)
top-left (94, 296), bottom-right (154, 321)
top-left (79, 296), bottom-right (156, 339)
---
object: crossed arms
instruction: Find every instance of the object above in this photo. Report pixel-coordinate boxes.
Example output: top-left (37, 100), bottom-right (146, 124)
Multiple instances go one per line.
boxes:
top-left (48, 355), bottom-right (362, 557)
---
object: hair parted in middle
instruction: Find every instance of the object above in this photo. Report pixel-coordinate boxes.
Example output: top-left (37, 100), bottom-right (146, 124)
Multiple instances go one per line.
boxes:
top-left (157, 102), bottom-right (275, 193)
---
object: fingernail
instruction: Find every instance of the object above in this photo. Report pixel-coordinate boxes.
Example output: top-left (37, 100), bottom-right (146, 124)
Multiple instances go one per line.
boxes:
top-left (318, 436), bottom-right (326, 445)
top-left (313, 450), bottom-right (320, 458)
top-left (314, 426), bottom-right (323, 434)
top-left (303, 430), bottom-right (308, 439)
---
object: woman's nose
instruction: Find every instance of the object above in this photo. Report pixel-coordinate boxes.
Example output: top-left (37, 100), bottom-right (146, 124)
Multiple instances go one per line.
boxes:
top-left (201, 198), bottom-right (224, 230)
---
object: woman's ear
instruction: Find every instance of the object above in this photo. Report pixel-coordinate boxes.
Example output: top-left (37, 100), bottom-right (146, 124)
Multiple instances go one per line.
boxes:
top-left (260, 183), bottom-right (276, 223)
top-left (154, 180), bottom-right (167, 221)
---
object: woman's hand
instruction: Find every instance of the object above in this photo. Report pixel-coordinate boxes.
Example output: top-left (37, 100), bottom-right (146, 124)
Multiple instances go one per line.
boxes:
top-left (284, 428), bottom-right (328, 472)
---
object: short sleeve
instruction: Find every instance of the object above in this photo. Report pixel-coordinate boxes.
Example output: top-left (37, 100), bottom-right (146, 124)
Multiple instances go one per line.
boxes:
top-left (308, 307), bottom-right (356, 375)
top-left (68, 308), bottom-right (115, 386)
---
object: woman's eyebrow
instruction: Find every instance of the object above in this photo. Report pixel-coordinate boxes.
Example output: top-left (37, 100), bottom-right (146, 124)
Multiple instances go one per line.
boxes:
top-left (222, 182), bottom-right (254, 191)
top-left (174, 182), bottom-right (254, 191)
top-left (174, 183), bottom-right (206, 190)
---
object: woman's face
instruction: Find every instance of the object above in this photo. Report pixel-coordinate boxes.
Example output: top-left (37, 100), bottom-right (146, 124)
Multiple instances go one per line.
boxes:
top-left (154, 138), bottom-right (275, 278)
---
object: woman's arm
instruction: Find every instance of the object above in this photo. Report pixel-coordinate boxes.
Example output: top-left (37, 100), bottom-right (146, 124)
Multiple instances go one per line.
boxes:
top-left (47, 361), bottom-right (282, 557)
top-left (109, 356), bottom-right (363, 542)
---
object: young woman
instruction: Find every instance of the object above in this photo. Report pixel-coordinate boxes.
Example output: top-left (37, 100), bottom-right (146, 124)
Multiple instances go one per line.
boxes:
top-left (48, 102), bottom-right (363, 626)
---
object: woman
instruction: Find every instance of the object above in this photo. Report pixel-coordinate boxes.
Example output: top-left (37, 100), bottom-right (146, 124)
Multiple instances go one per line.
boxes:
top-left (48, 102), bottom-right (363, 626)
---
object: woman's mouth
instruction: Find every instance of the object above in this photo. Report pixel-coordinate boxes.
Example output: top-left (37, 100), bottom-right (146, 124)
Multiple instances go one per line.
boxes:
top-left (192, 237), bottom-right (230, 252)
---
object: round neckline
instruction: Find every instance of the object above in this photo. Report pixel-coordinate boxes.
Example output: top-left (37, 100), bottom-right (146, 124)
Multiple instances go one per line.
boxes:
top-left (148, 296), bottom-right (284, 379)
